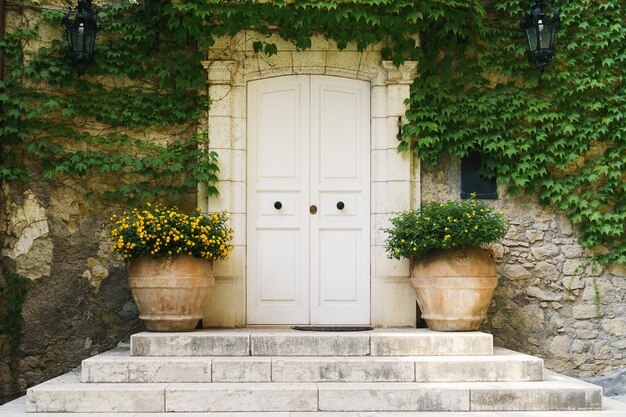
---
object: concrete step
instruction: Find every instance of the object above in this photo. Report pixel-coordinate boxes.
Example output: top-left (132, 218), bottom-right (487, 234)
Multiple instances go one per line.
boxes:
top-left (82, 347), bottom-right (543, 383)
top-left (26, 370), bottom-right (602, 413)
top-left (130, 328), bottom-right (494, 357)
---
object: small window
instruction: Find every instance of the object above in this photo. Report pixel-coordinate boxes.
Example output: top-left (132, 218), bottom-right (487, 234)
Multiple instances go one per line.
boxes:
top-left (461, 151), bottom-right (498, 199)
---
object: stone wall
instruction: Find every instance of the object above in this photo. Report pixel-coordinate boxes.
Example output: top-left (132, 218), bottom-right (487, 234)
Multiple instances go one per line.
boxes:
top-left (0, 181), bottom-right (144, 403)
top-left (420, 154), bottom-right (626, 384)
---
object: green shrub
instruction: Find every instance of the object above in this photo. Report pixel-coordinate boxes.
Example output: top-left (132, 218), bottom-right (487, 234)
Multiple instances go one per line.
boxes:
top-left (384, 198), bottom-right (508, 260)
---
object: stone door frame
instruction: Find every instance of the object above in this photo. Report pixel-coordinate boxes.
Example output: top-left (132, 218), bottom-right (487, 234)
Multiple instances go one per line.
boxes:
top-left (198, 32), bottom-right (419, 327)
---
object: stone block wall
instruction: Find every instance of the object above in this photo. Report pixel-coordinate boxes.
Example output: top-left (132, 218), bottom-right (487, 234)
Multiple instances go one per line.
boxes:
top-left (0, 181), bottom-right (145, 403)
top-left (420, 154), bottom-right (626, 383)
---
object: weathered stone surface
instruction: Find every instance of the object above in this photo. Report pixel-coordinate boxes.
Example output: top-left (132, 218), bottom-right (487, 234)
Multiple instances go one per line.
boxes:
top-left (131, 331), bottom-right (250, 356)
top-left (525, 230), bottom-right (545, 243)
top-left (501, 264), bottom-right (532, 280)
top-left (601, 319), bottom-right (626, 336)
top-left (563, 275), bottom-right (585, 290)
top-left (251, 332), bottom-right (369, 356)
top-left (82, 351), bottom-right (211, 383)
top-left (573, 305), bottom-right (600, 320)
top-left (413, 348), bottom-right (543, 382)
top-left (26, 373), bottom-right (166, 413)
top-left (562, 245), bottom-right (583, 258)
top-left (272, 357), bottom-right (414, 382)
top-left (165, 383), bottom-right (318, 412)
top-left (369, 329), bottom-right (493, 356)
top-left (527, 287), bottom-right (561, 301)
top-left (531, 244), bottom-right (560, 260)
top-left (550, 337), bottom-right (572, 367)
top-left (212, 357), bottom-right (271, 382)
top-left (534, 261), bottom-right (561, 279)
top-left (470, 379), bottom-right (602, 411)
top-left (563, 260), bottom-right (582, 275)
top-left (2, 190), bottom-right (52, 280)
top-left (318, 383), bottom-right (469, 411)
top-left (610, 264), bottom-right (626, 277)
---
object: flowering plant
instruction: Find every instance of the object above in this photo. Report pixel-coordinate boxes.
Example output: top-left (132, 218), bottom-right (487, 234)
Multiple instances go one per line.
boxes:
top-left (384, 198), bottom-right (507, 260)
top-left (110, 204), bottom-right (234, 262)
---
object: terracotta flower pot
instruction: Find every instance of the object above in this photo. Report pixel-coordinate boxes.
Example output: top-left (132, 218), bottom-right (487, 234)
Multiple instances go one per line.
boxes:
top-left (127, 255), bottom-right (214, 332)
top-left (410, 247), bottom-right (497, 331)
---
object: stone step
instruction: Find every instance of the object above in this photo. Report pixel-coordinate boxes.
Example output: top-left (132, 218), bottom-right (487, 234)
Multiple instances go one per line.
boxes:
top-left (130, 328), bottom-right (494, 357)
top-left (10, 395), bottom-right (626, 416)
top-left (27, 371), bottom-right (602, 413)
top-left (82, 347), bottom-right (543, 383)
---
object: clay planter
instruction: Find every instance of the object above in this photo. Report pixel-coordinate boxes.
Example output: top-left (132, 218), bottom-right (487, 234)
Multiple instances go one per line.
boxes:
top-left (410, 247), bottom-right (497, 332)
top-left (127, 255), bottom-right (214, 332)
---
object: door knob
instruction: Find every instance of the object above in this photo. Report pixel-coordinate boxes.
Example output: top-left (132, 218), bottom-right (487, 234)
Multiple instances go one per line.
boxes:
top-left (274, 201), bottom-right (282, 210)
top-left (309, 205), bottom-right (318, 215)
top-left (336, 201), bottom-right (345, 210)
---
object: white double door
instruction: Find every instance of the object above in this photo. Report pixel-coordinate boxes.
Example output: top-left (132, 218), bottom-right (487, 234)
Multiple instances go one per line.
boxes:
top-left (247, 75), bottom-right (371, 325)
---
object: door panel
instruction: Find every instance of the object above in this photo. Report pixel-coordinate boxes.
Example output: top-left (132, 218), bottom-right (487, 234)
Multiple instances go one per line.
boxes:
top-left (310, 76), bottom-right (370, 325)
top-left (258, 229), bottom-right (300, 301)
top-left (318, 89), bottom-right (359, 180)
top-left (247, 76), bottom-right (310, 324)
top-left (247, 75), bottom-right (370, 325)
top-left (319, 230), bottom-right (358, 301)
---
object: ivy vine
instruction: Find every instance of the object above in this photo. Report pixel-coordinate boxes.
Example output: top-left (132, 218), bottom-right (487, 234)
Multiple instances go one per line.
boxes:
top-left (1, 2), bottom-right (218, 204)
top-left (403, 0), bottom-right (626, 265)
top-left (0, 0), bottom-right (624, 264)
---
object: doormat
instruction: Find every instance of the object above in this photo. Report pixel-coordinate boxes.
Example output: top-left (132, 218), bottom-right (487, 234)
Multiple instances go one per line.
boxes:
top-left (292, 326), bottom-right (374, 332)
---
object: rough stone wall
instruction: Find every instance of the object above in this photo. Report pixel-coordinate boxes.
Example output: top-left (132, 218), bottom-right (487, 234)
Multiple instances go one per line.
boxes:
top-left (421, 154), bottom-right (626, 383)
top-left (0, 181), bottom-right (144, 403)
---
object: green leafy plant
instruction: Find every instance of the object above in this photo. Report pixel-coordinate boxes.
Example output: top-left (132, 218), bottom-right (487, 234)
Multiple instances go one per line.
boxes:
top-left (403, 0), bottom-right (626, 265)
top-left (110, 204), bottom-right (234, 262)
top-left (2, 0), bottom-right (625, 266)
top-left (385, 198), bottom-right (508, 260)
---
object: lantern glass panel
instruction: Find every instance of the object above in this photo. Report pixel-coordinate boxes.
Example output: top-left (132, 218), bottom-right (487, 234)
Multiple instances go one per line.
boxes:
top-left (525, 26), bottom-right (539, 51)
top-left (539, 21), bottom-right (553, 49)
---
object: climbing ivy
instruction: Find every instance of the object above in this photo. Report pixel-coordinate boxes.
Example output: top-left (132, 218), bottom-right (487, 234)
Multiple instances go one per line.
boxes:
top-left (0, 2), bottom-right (218, 204)
top-left (403, 0), bottom-right (626, 265)
top-left (0, 0), bottom-right (624, 264)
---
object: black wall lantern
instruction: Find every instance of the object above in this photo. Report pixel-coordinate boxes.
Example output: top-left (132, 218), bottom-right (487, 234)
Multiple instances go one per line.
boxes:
top-left (62, 0), bottom-right (98, 75)
top-left (521, 0), bottom-right (560, 74)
